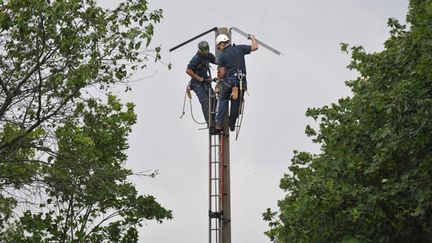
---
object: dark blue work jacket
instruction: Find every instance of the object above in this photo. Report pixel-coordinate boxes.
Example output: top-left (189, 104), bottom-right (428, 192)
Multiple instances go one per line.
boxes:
top-left (187, 52), bottom-right (216, 82)
top-left (218, 44), bottom-right (251, 80)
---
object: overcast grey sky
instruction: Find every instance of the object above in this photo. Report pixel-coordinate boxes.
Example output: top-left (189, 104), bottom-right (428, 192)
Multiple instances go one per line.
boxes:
top-left (106, 1), bottom-right (410, 242)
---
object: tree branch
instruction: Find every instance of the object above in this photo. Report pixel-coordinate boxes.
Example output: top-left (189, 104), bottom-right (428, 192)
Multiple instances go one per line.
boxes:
top-left (0, 48), bottom-right (58, 120)
top-left (0, 85), bottom-right (79, 150)
top-left (61, 195), bottom-right (74, 243)
top-left (78, 204), bottom-right (94, 236)
top-left (85, 210), bottom-right (122, 239)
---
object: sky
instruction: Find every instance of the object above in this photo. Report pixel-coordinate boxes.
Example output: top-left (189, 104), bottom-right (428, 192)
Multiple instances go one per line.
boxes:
top-left (105, 0), bottom-right (409, 242)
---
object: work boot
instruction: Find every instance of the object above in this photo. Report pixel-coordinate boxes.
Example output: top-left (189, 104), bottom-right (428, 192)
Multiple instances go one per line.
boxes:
top-left (210, 127), bottom-right (222, 135)
top-left (215, 123), bottom-right (222, 130)
top-left (230, 123), bottom-right (235, 132)
top-left (210, 123), bottom-right (223, 135)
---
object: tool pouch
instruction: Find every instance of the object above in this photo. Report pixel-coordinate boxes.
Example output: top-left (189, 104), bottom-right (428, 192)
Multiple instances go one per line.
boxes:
top-left (232, 86), bottom-right (239, 100)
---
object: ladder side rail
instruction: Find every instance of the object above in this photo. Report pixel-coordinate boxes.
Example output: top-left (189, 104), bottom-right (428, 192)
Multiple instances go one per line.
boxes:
top-left (208, 134), bottom-right (212, 243)
top-left (219, 134), bottom-right (224, 242)
top-left (220, 135), bottom-right (225, 210)
top-left (208, 85), bottom-right (213, 128)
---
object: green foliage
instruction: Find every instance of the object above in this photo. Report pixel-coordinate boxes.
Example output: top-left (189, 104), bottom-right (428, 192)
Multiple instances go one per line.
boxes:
top-left (0, 123), bottom-right (44, 187)
top-left (1, 96), bottom-right (172, 242)
top-left (0, 0), bottom-right (171, 241)
top-left (265, 1), bottom-right (432, 242)
top-left (0, 0), bottom-right (164, 162)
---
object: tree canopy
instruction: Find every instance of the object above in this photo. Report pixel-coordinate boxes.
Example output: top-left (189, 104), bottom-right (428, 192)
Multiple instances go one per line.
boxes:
top-left (0, 0), bottom-right (171, 241)
top-left (264, 1), bottom-right (432, 242)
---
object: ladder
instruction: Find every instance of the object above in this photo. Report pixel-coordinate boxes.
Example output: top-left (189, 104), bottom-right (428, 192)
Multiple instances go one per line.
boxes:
top-left (208, 85), bottom-right (226, 243)
top-left (208, 133), bottom-right (224, 243)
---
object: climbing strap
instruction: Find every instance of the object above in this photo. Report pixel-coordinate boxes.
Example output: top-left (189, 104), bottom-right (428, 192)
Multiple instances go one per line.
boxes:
top-left (234, 70), bottom-right (246, 140)
top-left (231, 70), bottom-right (245, 100)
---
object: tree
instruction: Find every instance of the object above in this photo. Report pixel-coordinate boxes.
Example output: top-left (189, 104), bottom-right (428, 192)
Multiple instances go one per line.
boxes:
top-left (2, 95), bottom-right (172, 242)
top-left (0, 0), bottom-right (171, 241)
top-left (264, 1), bottom-right (432, 242)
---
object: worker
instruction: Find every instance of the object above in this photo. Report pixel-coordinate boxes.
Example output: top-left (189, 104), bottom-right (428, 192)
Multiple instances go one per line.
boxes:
top-left (213, 34), bottom-right (258, 133)
top-left (186, 41), bottom-right (217, 125)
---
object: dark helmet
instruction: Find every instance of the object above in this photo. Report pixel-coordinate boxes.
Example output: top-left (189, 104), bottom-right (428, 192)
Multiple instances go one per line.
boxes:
top-left (198, 41), bottom-right (209, 53)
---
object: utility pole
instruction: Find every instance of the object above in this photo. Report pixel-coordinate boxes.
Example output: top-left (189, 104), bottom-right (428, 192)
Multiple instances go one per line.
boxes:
top-left (217, 28), bottom-right (231, 243)
top-left (171, 27), bottom-right (281, 243)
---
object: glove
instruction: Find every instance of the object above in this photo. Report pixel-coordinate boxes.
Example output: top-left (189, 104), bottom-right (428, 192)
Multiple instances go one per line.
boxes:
top-left (247, 34), bottom-right (255, 40)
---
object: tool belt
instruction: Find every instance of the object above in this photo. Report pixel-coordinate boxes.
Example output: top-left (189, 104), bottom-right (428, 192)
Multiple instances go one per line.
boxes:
top-left (219, 78), bottom-right (246, 100)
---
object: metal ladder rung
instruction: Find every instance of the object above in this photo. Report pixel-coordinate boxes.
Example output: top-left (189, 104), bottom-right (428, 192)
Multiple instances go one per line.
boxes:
top-left (209, 96), bottom-right (224, 243)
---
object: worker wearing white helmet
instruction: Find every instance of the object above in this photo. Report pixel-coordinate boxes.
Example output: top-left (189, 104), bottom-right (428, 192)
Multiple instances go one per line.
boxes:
top-left (216, 34), bottom-right (230, 46)
top-left (212, 33), bottom-right (258, 133)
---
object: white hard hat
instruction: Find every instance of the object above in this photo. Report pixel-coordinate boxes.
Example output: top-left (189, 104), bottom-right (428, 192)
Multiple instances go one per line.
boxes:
top-left (216, 34), bottom-right (229, 45)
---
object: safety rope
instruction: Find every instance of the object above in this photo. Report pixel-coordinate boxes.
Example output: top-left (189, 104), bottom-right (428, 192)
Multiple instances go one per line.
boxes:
top-left (179, 89), bottom-right (187, 119)
top-left (190, 96), bottom-right (207, 125)
top-left (179, 86), bottom-right (207, 125)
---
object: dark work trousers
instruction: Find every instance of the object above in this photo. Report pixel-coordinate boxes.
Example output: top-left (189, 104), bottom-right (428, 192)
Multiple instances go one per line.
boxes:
top-left (215, 79), bottom-right (245, 128)
top-left (190, 81), bottom-right (216, 124)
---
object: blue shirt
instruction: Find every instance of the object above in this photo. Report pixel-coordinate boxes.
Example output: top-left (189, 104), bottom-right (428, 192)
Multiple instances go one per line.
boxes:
top-left (187, 52), bottom-right (216, 82)
top-left (218, 44), bottom-right (251, 79)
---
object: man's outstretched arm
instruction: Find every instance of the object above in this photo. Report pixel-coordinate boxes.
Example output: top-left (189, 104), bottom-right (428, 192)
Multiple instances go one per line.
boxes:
top-left (249, 34), bottom-right (259, 52)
